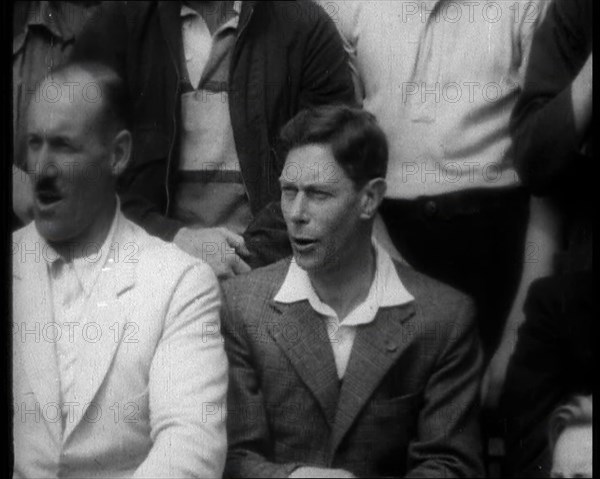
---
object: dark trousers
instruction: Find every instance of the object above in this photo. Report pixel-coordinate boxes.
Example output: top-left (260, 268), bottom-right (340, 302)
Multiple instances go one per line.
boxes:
top-left (380, 187), bottom-right (529, 358)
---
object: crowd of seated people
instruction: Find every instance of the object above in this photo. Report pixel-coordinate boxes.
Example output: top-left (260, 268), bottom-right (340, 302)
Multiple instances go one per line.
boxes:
top-left (11, 1), bottom-right (592, 478)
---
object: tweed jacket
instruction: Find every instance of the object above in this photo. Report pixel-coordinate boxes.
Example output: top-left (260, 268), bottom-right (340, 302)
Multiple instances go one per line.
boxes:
top-left (221, 259), bottom-right (485, 478)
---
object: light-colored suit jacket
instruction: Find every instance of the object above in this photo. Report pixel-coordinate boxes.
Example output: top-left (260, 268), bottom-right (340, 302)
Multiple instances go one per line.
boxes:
top-left (12, 211), bottom-right (228, 478)
top-left (222, 259), bottom-right (484, 478)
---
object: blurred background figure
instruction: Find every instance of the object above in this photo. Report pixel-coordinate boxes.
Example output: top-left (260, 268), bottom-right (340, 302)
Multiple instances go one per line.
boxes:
top-left (548, 395), bottom-right (593, 479)
top-left (497, 0), bottom-right (593, 475)
top-left (13, 1), bottom-right (101, 229)
top-left (499, 272), bottom-right (593, 477)
top-left (71, 1), bottom-right (354, 279)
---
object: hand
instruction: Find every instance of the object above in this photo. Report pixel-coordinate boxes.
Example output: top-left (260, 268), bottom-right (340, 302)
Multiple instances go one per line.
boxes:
top-left (289, 467), bottom-right (356, 478)
top-left (174, 226), bottom-right (251, 280)
top-left (13, 164), bottom-right (34, 225)
top-left (481, 340), bottom-right (516, 410)
top-left (571, 52), bottom-right (593, 137)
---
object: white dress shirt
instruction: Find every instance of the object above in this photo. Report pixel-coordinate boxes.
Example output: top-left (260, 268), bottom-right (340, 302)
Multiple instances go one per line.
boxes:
top-left (44, 204), bottom-right (119, 424)
top-left (275, 242), bottom-right (414, 378)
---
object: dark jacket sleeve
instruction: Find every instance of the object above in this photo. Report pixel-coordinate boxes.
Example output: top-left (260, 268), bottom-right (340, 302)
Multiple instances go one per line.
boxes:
top-left (405, 297), bottom-right (485, 478)
top-left (510, 0), bottom-right (592, 195)
top-left (500, 272), bottom-right (593, 477)
top-left (69, 1), bottom-right (128, 73)
top-left (296, 1), bottom-right (356, 109)
top-left (221, 282), bottom-right (305, 478)
top-left (244, 2), bottom-right (355, 268)
top-left (71, 2), bottom-right (184, 241)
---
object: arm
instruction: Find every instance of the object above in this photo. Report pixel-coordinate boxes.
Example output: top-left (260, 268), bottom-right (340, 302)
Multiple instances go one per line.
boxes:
top-left (297, 2), bottom-right (356, 109)
top-left (406, 298), bottom-right (485, 478)
top-left (221, 284), bottom-right (305, 478)
top-left (511, 0), bottom-right (592, 194)
top-left (500, 276), bottom-right (573, 477)
top-left (314, 0), bottom-right (364, 106)
top-left (243, 201), bottom-right (292, 269)
top-left (482, 196), bottom-right (563, 408)
top-left (133, 262), bottom-right (228, 478)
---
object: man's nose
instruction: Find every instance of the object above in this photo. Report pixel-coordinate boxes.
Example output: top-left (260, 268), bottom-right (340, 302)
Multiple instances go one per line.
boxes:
top-left (28, 144), bottom-right (60, 180)
top-left (288, 193), bottom-right (309, 224)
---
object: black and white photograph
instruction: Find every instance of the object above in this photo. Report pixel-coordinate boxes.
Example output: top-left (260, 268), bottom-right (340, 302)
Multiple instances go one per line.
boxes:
top-left (7, 0), bottom-right (593, 477)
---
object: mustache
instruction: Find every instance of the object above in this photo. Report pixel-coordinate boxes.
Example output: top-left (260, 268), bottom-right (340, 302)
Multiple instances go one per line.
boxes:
top-left (34, 176), bottom-right (63, 196)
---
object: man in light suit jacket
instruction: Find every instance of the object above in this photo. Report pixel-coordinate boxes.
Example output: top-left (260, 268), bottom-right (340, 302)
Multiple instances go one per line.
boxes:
top-left (12, 61), bottom-right (228, 478)
top-left (221, 106), bottom-right (485, 478)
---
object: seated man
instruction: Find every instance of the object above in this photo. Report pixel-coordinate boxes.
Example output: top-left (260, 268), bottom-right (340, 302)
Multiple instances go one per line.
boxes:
top-left (221, 106), bottom-right (484, 478)
top-left (548, 395), bottom-right (593, 479)
top-left (12, 62), bottom-right (228, 478)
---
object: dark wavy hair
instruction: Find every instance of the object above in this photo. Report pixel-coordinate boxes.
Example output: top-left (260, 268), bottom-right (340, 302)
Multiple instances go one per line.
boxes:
top-left (279, 105), bottom-right (388, 188)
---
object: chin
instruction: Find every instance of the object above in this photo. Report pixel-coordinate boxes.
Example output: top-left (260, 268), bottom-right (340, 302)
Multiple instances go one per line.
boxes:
top-left (292, 253), bottom-right (316, 272)
top-left (33, 218), bottom-right (78, 245)
top-left (293, 252), bottom-right (342, 274)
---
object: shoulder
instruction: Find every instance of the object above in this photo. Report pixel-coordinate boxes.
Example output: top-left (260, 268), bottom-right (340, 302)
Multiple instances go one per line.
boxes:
top-left (395, 261), bottom-right (472, 307)
top-left (12, 222), bottom-right (38, 269)
top-left (12, 222), bottom-right (33, 245)
top-left (86, 1), bottom-right (156, 29)
top-left (394, 261), bottom-right (475, 329)
top-left (118, 216), bottom-right (216, 285)
top-left (258, 1), bottom-right (339, 35)
top-left (221, 258), bottom-right (291, 307)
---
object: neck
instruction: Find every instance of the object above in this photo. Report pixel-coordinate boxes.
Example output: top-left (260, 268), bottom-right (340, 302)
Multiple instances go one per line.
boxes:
top-left (50, 197), bottom-right (117, 261)
top-left (309, 231), bottom-right (376, 320)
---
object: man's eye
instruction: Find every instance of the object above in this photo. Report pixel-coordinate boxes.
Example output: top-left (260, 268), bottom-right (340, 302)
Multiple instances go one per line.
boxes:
top-left (310, 191), bottom-right (329, 200)
top-left (27, 138), bottom-right (41, 150)
top-left (55, 140), bottom-right (73, 151)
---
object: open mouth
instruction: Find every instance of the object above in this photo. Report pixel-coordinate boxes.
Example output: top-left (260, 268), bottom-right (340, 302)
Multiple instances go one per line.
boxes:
top-left (292, 237), bottom-right (318, 249)
top-left (36, 190), bottom-right (63, 206)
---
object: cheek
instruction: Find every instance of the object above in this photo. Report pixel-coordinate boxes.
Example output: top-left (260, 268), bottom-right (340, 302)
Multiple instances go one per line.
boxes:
top-left (321, 202), bottom-right (360, 236)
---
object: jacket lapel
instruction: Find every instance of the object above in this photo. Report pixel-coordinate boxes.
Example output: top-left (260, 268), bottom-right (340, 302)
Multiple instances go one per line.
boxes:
top-left (13, 233), bottom-right (62, 444)
top-left (269, 300), bottom-right (340, 426)
top-left (330, 303), bottom-right (416, 453)
top-left (63, 218), bottom-right (137, 441)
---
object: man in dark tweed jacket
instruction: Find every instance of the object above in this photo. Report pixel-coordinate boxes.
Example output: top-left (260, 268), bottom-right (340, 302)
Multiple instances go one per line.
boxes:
top-left (221, 106), bottom-right (484, 478)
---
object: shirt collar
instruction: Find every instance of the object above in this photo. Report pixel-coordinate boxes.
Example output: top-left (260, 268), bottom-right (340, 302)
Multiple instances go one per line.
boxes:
top-left (26, 2), bottom-right (75, 41)
top-left (42, 198), bottom-right (121, 297)
top-left (274, 241), bottom-right (414, 323)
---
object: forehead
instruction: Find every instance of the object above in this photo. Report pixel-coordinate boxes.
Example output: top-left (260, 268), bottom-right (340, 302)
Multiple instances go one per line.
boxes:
top-left (281, 143), bottom-right (351, 187)
top-left (27, 74), bottom-right (104, 135)
top-left (553, 426), bottom-right (593, 471)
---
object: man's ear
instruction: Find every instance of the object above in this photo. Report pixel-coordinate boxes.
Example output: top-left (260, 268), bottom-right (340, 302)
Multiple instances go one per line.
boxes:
top-left (109, 129), bottom-right (132, 177)
top-left (360, 178), bottom-right (387, 220)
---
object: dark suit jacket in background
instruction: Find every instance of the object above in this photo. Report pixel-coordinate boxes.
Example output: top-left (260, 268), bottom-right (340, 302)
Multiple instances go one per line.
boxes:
top-left (71, 1), bottom-right (355, 254)
top-left (221, 259), bottom-right (485, 478)
top-left (500, 271), bottom-right (593, 478)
